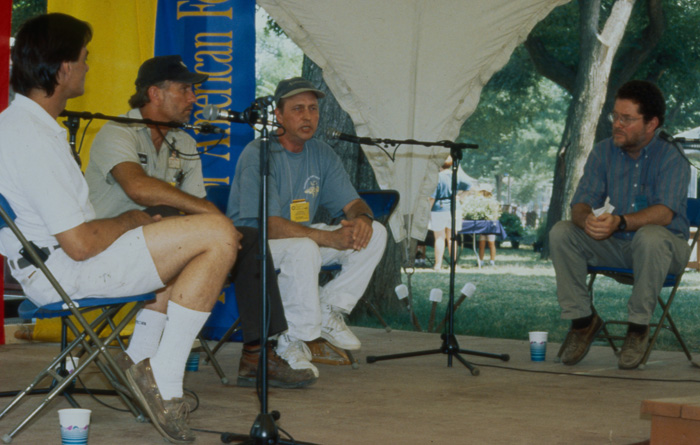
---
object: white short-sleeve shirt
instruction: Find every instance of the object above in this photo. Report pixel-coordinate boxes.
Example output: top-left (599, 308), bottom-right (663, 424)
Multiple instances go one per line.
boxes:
top-left (0, 95), bottom-right (94, 260)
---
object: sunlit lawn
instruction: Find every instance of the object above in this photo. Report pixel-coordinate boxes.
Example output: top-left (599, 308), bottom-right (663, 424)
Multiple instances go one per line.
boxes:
top-left (352, 243), bottom-right (700, 353)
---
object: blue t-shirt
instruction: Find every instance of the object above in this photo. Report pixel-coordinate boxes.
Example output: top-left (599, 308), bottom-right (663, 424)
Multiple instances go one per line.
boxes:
top-left (571, 135), bottom-right (690, 240)
top-left (227, 136), bottom-right (359, 228)
top-left (430, 168), bottom-right (471, 213)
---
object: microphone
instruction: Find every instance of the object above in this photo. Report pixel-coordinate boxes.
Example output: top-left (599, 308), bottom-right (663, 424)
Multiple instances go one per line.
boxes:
top-left (202, 104), bottom-right (261, 124)
top-left (326, 128), bottom-right (377, 145)
top-left (181, 122), bottom-right (226, 135)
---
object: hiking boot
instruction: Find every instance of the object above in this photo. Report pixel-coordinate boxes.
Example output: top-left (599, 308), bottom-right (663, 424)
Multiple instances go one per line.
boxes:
top-left (115, 351), bottom-right (135, 372)
top-left (618, 326), bottom-right (650, 370)
top-left (320, 305), bottom-right (361, 350)
top-left (277, 334), bottom-right (319, 378)
top-left (237, 343), bottom-right (317, 389)
top-left (560, 314), bottom-right (603, 365)
top-left (126, 359), bottom-right (195, 443)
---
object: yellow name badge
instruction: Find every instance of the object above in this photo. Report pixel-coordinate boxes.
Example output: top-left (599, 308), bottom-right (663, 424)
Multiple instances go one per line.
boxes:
top-left (290, 199), bottom-right (310, 223)
top-left (168, 155), bottom-right (181, 169)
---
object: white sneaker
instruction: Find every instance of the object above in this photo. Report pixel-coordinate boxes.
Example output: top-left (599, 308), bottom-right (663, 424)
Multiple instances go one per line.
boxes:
top-left (276, 334), bottom-right (319, 378)
top-left (320, 305), bottom-right (361, 350)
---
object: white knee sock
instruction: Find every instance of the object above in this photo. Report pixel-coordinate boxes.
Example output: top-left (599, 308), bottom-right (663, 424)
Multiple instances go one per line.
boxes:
top-left (125, 309), bottom-right (167, 364)
top-left (150, 301), bottom-right (210, 400)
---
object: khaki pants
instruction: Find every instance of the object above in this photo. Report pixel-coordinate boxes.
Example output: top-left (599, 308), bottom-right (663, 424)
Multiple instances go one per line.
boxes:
top-left (549, 221), bottom-right (690, 325)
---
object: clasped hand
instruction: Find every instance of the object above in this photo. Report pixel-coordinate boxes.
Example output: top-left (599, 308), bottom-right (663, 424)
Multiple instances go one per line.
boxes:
top-left (331, 218), bottom-right (373, 251)
top-left (584, 212), bottom-right (617, 240)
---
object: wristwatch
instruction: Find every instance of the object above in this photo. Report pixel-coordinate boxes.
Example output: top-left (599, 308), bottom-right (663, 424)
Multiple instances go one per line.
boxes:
top-left (359, 212), bottom-right (374, 222)
top-left (617, 215), bottom-right (627, 232)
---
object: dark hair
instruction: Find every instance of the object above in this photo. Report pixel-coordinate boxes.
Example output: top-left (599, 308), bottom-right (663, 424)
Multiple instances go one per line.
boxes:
top-left (615, 80), bottom-right (666, 128)
top-left (10, 13), bottom-right (92, 97)
top-left (128, 80), bottom-right (167, 109)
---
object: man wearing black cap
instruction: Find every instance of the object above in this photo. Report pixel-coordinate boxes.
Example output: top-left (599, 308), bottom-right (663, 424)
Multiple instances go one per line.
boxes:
top-left (85, 56), bottom-right (316, 390)
top-left (227, 77), bottom-right (387, 378)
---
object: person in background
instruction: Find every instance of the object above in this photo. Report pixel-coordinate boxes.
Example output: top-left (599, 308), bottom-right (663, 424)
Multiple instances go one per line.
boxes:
top-left (477, 190), bottom-right (497, 266)
top-left (428, 155), bottom-right (471, 271)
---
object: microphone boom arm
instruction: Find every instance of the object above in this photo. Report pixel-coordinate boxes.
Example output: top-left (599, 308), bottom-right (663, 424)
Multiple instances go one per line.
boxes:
top-left (59, 110), bottom-right (224, 134)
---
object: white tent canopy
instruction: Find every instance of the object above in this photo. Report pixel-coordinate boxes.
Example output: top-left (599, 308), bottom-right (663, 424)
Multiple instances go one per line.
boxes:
top-left (259, 0), bottom-right (570, 242)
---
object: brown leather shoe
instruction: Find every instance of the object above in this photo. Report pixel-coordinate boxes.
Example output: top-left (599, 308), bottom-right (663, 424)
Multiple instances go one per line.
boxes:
top-left (115, 351), bottom-right (135, 372)
top-left (618, 326), bottom-right (650, 370)
top-left (126, 359), bottom-right (195, 443)
top-left (238, 344), bottom-right (317, 389)
top-left (560, 314), bottom-right (604, 365)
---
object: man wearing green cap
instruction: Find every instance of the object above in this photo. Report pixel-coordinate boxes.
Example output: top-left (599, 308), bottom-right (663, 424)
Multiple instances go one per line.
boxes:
top-left (227, 77), bottom-right (387, 378)
top-left (85, 56), bottom-right (316, 390)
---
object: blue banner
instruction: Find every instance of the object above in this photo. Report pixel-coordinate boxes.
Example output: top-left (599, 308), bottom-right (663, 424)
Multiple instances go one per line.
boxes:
top-left (154, 0), bottom-right (255, 186)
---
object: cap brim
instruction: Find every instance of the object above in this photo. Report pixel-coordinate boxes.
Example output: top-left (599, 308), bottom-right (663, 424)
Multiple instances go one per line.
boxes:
top-left (279, 87), bottom-right (325, 101)
top-left (174, 72), bottom-right (208, 85)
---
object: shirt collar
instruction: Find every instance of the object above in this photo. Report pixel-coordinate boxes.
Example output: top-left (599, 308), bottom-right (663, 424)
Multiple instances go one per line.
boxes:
top-left (617, 135), bottom-right (657, 159)
top-left (13, 94), bottom-right (66, 136)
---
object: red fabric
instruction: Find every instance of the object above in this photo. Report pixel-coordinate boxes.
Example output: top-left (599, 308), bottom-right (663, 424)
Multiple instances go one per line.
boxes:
top-left (0, 0), bottom-right (11, 345)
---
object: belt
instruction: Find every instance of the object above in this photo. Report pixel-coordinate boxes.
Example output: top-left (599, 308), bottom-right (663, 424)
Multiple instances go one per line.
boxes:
top-left (9, 244), bottom-right (61, 270)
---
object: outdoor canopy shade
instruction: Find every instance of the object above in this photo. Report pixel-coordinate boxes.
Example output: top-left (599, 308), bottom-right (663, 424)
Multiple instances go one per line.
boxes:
top-left (259, 0), bottom-right (570, 243)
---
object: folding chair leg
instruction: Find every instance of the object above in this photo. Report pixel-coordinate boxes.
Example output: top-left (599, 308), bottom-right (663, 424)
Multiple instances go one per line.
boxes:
top-left (197, 336), bottom-right (230, 384)
top-left (208, 318), bottom-right (242, 357)
top-left (361, 298), bottom-right (391, 332)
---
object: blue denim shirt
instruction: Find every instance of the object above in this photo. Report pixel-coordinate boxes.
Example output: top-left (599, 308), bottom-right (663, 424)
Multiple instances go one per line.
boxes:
top-left (571, 135), bottom-right (690, 240)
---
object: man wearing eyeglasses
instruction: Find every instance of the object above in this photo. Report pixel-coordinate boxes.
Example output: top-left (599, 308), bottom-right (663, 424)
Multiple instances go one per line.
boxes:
top-left (549, 80), bottom-right (690, 370)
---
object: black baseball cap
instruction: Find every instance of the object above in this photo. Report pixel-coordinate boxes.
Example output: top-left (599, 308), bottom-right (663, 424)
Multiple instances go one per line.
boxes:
top-left (135, 55), bottom-right (207, 88)
top-left (274, 77), bottom-right (325, 105)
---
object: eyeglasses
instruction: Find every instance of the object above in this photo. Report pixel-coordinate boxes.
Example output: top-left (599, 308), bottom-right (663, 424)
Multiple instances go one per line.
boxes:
top-left (608, 112), bottom-right (642, 126)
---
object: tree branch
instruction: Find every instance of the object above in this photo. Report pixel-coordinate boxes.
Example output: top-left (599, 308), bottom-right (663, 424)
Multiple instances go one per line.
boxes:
top-left (612, 0), bottom-right (665, 89)
top-left (524, 34), bottom-right (576, 94)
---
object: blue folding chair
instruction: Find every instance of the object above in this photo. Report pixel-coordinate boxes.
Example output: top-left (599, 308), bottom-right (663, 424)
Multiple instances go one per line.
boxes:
top-left (331, 189), bottom-right (399, 331)
top-left (557, 198), bottom-right (700, 368)
top-left (0, 193), bottom-right (152, 443)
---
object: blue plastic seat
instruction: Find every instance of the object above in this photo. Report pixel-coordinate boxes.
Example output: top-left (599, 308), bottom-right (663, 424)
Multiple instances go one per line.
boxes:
top-left (0, 193), bottom-right (152, 442)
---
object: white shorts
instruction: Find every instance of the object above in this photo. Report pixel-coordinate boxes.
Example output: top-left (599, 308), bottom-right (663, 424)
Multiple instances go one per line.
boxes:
top-left (478, 234), bottom-right (496, 242)
top-left (11, 227), bottom-right (164, 307)
top-left (429, 211), bottom-right (456, 231)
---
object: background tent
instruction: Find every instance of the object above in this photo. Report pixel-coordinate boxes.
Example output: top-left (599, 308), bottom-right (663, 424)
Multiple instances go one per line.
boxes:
top-left (258, 0), bottom-right (570, 245)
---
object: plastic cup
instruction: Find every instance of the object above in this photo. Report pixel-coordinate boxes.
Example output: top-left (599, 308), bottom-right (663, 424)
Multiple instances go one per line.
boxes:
top-left (186, 352), bottom-right (200, 372)
top-left (529, 331), bottom-right (548, 362)
top-left (58, 408), bottom-right (91, 445)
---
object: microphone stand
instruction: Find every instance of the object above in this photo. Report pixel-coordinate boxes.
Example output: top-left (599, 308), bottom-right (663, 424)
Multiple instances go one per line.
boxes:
top-left (62, 115), bottom-right (83, 167)
top-left (366, 142), bottom-right (510, 375)
top-left (220, 100), bottom-right (317, 445)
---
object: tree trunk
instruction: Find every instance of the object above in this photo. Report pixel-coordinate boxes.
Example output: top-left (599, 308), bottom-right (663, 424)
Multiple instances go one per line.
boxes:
top-left (301, 56), bottom-right (404, 317)
top-left (594, 0), bottom-right (665, 143)
top-left (540, 0), bottom-right (635, 258)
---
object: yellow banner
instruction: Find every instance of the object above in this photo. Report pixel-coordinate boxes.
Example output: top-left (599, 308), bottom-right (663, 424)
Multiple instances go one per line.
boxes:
top-left (32, 1), bottom-right (158, 341)
top-left (48, 0), bottom-right (158, 167)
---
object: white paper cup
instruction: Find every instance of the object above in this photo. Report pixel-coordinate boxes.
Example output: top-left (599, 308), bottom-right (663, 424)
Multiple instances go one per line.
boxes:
top-left (58, 408), bottom-right (91, 444)
top-left (528, 331), bottom-right (548, 362)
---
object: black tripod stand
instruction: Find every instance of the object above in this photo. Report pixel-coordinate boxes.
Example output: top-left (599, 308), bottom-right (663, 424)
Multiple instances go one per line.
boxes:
top-left (219, 98), bottom-right (317, 445)
top-left (367, 145), bottom-right (509, 375)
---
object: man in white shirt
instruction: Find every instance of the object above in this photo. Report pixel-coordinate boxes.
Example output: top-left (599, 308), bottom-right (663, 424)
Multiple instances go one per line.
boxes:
top-left (0, 13), bottom-right (238, 443)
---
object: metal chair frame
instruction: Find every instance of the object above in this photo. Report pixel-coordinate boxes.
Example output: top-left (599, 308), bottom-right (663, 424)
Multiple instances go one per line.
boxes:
top-left (0, 194), bottom-right (150, 443)
top-left (558, 198), bottom-right (700, 368)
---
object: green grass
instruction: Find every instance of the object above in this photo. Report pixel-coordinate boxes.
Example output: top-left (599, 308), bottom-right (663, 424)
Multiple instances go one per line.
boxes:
top-left (352, 244), bottom-right (700, 353)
